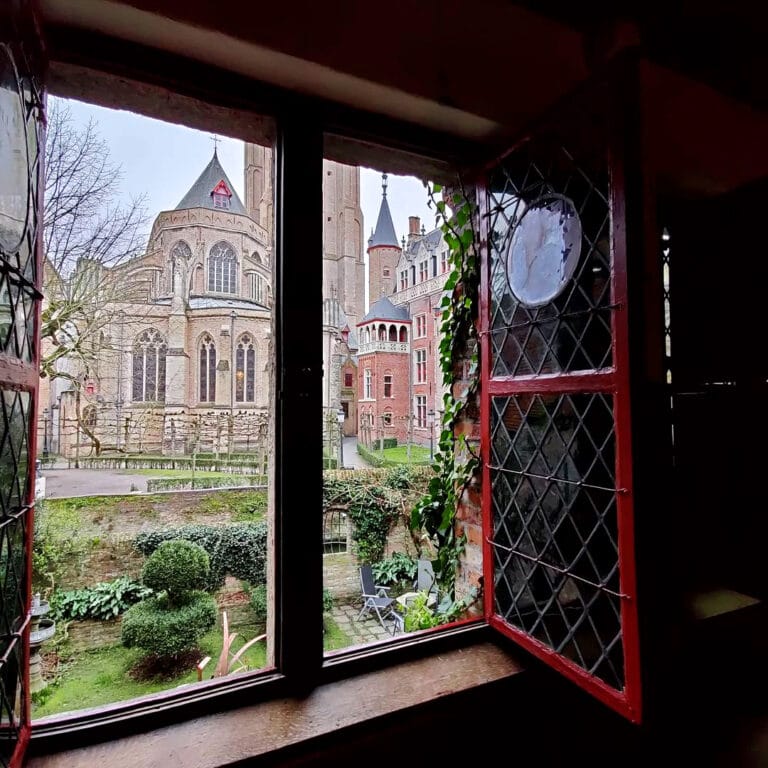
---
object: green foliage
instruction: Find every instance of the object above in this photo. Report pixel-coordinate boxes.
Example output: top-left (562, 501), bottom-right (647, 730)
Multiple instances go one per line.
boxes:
top-left (141, 540), bottom-right (210, 602)
top-left (145, 476), bottom-right (265, 492)
top-left (32, 500), bottom-right (90, 591)
top-left (249, 583), bottom-right (267, 623)
top-left (120, 591), bottom-right (217, 657)
top-left (323, 469), bottom-right (430, 563)
top-left (228, 491), bottom-right (267, 522)
top-left (402, 591), bottom-right (440, 632)
top-left (372, 552), bottom-right (417, 586)
top-left (322, 588), bottom-right (334, 613)
top-left (133, 521), bottom-right (267, 589)
top-left (382, 465), bottom-right (419, 490)
top-left (411, 182), bottom-right (481, 601)
top-left (53, 577), bottom-right (152, 621)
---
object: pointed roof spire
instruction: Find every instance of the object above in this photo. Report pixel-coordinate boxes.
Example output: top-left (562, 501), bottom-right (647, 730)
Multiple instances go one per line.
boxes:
top-left (175, 150), bottom-right (248, 215)
top-left (367, 173), bottom-right (400, 249)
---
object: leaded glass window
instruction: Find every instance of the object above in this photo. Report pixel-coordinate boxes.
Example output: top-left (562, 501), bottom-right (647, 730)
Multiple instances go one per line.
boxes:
top-left (208, 241), bottom-right (238, 294)
top-left (132, 328), bottom-right (167, 402)
top-left (235, 334), bottom-right (255, 402)
top-left (199, 334), bottom-right (216, 403)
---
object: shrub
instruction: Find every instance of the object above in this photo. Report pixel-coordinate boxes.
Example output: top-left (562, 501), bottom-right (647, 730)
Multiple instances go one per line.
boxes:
top-left (403, 591), bottom-right (439, 632)
top-left (322, 588), bottom-right (333, 613)
top-left (383, 465), bottom-right (418, 489)
top-left (142, 540), bottom-right (210, 602)
top-left (133, 522), bottom-right (267, 589)
top-left (53, 577), bottom-right (152, 621)
top-left (249, 583), bottom-right (267, 622)
top-left (372, 552), bottom-right (417, 587)
top-left (121, 591), bottom-right (217, 656)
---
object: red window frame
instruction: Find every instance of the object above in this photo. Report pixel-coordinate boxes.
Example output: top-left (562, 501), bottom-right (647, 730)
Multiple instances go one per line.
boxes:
top-left (478, 82), bottom-right (642, 723)
top-left (0, 8), bottom-right (45, 764)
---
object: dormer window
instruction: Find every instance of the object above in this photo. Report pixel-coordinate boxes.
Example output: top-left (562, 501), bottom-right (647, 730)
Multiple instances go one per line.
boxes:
top-left (211, 179), bottom-right (232, 210)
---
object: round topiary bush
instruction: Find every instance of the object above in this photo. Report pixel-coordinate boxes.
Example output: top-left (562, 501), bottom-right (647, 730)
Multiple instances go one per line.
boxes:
top-left (121, 591), bottom-right (217, 656)
top-left (141, 539), bottom-right (210, 602)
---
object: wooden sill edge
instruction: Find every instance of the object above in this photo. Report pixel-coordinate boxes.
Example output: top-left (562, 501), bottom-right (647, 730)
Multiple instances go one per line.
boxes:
top-left (27, 641), bottom-right (525, 768)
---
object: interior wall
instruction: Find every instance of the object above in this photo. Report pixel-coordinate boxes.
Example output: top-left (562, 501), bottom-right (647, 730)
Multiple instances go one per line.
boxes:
top-left (39, 0), bottom-right (590, 142)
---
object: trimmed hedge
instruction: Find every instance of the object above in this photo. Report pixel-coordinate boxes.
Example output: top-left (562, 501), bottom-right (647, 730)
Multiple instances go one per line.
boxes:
top-left (145, 476), bottom-right (266, 492)
top-left (121, 591), bottom-right (217, 656)
top-left (133, 522), bottom-right (267, 589)
top-left (142, 540), bottom-right (210, 600)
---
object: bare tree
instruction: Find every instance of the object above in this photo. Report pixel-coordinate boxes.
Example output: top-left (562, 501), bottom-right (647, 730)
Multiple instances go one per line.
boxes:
top-left (40, 99), bottom-right (149, 454)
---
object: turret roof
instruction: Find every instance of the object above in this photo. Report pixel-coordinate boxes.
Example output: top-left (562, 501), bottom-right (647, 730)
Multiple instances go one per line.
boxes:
top-left (360, 295), bottom-right (410, 323)
top-left (175, 150), bottom-right (248, 215)
top-left (367, 174), bottom-right (400, 249)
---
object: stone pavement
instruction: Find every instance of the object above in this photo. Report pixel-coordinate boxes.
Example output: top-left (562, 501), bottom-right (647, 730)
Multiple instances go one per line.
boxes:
top-left (42, 467), bottom-right (150, 498)
top-left (330, 600), bottom-right (402, 646)
top-left (340, 437), bottom-right (372, 470)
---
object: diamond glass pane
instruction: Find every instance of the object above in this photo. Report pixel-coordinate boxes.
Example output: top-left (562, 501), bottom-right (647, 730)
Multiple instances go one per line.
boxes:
top-left (487, 145), bottom-right (612, 377)
top-left (0, 271), bottom-right (35, 362)
top-left (0, 33), bottom-right (43, 764)
top-left (0, 392), bottom-right (30, 517)
top-left (490, 393), bottom-right (624, 689)
top-left (0, 632), bottom-right (23, 767)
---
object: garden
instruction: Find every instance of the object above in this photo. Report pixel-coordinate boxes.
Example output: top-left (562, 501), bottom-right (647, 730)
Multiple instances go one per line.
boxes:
top-left (31, 467), bottom-right (451, 719)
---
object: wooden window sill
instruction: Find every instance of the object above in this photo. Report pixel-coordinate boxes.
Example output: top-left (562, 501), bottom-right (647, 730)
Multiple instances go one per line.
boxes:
top-left (28, 640), bottom-right (525, 768)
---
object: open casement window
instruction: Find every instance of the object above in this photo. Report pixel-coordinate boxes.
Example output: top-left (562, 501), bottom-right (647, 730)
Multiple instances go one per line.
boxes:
top-left (0, 4), bottom-right (45, 766)
top-left (479, 77), bottom-right (642, 722)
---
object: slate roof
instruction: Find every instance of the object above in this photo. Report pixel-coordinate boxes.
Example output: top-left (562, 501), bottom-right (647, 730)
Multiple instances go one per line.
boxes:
top-left (175, 151), bottom-right (248, 215)
top-left (360, 295), bottom-right (410, 323)
top-left (367, 177), bottom-right (400, 248)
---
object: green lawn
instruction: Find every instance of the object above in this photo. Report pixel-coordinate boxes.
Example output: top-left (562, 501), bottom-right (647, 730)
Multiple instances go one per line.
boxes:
top-left (379, 445), bottom-right (432, 464)
top-left (33, 614), bottom-right (351, 719)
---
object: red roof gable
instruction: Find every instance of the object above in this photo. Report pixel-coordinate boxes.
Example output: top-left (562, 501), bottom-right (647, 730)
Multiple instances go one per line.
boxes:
top-left (211, 179), bottom-right (232, 197)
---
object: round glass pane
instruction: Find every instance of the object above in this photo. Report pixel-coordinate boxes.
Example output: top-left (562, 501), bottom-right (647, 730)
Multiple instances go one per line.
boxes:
top-left (506, 194), bottom-right (582, 308)
top-left (0, 45), bottom-right (30, 254)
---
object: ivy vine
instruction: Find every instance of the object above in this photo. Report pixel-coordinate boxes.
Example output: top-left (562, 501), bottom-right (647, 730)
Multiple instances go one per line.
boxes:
top-left (410, 179), bottom-right (481, 602)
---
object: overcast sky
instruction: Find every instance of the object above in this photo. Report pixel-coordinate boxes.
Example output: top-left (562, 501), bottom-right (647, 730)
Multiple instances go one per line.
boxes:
top-left (54, 96), bottom-right (435, 249)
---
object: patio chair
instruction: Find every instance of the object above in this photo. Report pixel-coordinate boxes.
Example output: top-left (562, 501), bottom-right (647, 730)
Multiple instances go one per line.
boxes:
top-left (415, 558), bottom-right (438, 606)
top-left (357, 564), bottom-right (397, 632)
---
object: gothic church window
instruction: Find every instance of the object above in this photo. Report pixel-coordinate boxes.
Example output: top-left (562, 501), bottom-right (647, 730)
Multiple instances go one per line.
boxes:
top-left (236, 334), bottom-right (256, 402)
top-left (82, 405), bottom-right (97, 428)
top-left (250, 273), bottom-right (267, 304)
top-left (199, 334), bottom-right (217, 403)
top-left (171, 240), bottom-right (192, 261)
top-left (208, 241), bottom-right (238, 293)
top-left (132, 328), bottom-right (167, 402)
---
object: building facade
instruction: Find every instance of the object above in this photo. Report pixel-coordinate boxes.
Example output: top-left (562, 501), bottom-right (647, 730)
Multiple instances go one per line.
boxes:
top-left (357, 176), bottom-right (451, 450)
top-left (45, 145), bottom-right (365, 457)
